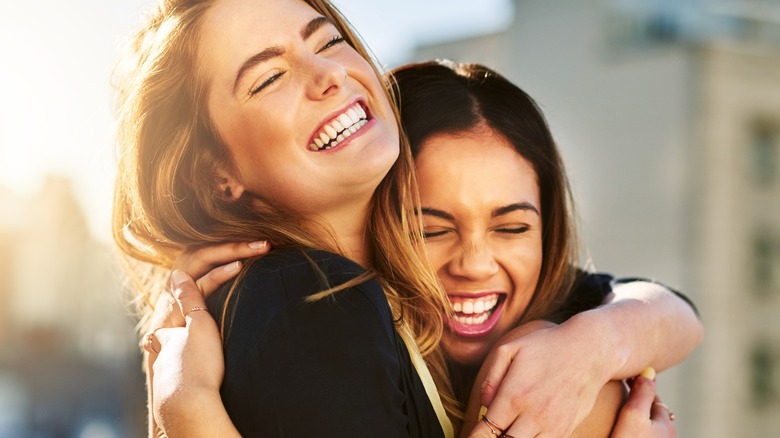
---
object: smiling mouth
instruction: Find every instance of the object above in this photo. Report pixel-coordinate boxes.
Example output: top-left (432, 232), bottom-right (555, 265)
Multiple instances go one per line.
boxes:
top-left (308, 102), bottom-right (369, 151)
top-left (448, 293), bottom-right (504, 326)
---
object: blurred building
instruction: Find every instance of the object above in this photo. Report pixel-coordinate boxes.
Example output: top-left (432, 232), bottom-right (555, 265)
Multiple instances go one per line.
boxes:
top-left (413, 0), bottom-right (780, 436)
top-left (0, 176), bottom-right (144, 437)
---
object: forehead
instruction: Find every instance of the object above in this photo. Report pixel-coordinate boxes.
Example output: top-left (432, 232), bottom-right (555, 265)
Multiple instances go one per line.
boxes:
top-left (415, 130), bottom-right (539, 206)
top-left (198, 0), bottom-right (322, 79)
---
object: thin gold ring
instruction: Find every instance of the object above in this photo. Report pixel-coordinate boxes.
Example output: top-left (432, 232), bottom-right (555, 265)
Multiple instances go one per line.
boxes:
top-left (653, 401), bottom-right (675, 421)
top-left (481, 414), bottom-right (506, 436)
top-left (185, 306), bottom-right (208, 317)
top-left (144, 330), bottom-right (160, 354)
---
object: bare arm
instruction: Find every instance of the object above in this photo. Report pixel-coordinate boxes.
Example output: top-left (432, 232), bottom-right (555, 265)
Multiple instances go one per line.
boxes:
top-left (591, 280), bottom-right (703, 378)
top-left (463, 320), bottom-right (627, 437)
top-left (465, 281), bottom-right (702, 437)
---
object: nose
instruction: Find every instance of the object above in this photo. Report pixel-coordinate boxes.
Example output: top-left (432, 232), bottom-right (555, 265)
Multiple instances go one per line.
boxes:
top-left (447, 239), bottom-right (499, 281)
top-left (305, 55), bottom-right (347, 100)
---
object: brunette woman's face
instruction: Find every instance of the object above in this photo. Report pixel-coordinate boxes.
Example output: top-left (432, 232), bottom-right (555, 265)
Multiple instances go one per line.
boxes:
top-left (199, 0), bottom-right (399, 215)
top-left (415, 128), bottom-right (543, 367)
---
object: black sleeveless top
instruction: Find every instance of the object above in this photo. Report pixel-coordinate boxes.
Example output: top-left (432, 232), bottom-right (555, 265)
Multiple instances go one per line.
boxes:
top-left (206, 248), bottom-right (445, 438)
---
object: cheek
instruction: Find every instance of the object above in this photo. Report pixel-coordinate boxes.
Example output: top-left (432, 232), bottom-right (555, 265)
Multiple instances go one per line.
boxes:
top-left (424, 243), bottom-right (450, 272)
top-left (501, 242), bottom-right (543, 317)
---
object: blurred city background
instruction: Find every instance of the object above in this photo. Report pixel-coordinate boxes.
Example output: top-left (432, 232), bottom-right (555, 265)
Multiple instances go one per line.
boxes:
top-left (1, 0), bottom-right (778, 436)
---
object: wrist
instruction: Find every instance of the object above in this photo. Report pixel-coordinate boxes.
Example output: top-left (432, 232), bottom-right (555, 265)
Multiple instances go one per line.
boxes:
top-left (563, 309), bottom-right (628, 382)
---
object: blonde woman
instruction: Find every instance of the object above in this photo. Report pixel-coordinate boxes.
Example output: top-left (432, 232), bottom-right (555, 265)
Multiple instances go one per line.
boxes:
top-left (115, 0), bottom-right (460, 435)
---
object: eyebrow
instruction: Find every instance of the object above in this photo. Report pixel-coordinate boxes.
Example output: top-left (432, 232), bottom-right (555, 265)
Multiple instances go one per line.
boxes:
top-left (421, 202), bottom-right (539, 221)
top-left (493, 202), bottom-right (539, 217)
top-left (233, 16), bottom-right (335, 93)
top-left (420, 207), bottom-right (454, 221)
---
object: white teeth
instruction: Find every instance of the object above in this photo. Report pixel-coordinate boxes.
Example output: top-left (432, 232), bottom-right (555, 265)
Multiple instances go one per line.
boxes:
top-left (453, 312), bottom-right (489, 325)
top-left (310, 104), bottom-right (368, 151)
top-left (448, 294), bottom-right (501, 325)
top-left (324, 124), bottom-right (337, 138)
top-left (337, 113), bottom-right (352, 127)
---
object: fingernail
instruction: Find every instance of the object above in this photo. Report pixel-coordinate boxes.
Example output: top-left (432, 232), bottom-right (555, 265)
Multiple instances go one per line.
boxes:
top-left (478, 405), bottom-right (487, 421)
top-left (171, 270), bottom-right (189, 287)
top-left (224, 261), bottom-right (241, 273)
top-left (640, 366), bottom-right (656, 381)
top-left (248, 241), bottom-right (267, 250)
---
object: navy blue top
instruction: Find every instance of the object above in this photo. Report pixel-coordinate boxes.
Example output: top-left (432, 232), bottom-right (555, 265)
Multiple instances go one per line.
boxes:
top-left (206, 248), bottom-right (444, 438)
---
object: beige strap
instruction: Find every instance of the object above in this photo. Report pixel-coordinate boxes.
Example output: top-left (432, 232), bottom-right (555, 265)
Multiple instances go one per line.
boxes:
top-left (398, 323), bottom-right (455, 438)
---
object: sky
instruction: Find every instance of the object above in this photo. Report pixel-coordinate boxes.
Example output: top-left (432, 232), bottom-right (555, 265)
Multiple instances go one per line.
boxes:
top-left (0, 0), bottom-right (511, 242)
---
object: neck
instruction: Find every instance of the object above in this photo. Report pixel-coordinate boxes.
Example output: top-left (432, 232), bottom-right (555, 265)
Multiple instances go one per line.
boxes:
top-left (309, 197), bottom-right (373, 268)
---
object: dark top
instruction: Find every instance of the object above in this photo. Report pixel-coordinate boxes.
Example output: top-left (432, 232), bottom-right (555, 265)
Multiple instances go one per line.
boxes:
top-left (549, 271), bottom-right (699, 323)
top-left (206, 248), bottom-right (444, 438)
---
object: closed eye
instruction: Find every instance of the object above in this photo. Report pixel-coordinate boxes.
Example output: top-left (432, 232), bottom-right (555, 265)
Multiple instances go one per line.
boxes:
top-left (495, 226), bottom-right (529, 235)
top-left (423, 228), bottom-right (450, 239)
top-left (249, 71), bottom-right (286, 96)
top-left (317, 35), bottom-right (345, 53)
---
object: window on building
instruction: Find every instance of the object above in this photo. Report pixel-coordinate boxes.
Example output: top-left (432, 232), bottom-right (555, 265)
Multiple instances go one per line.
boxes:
top-left (749, 340), bottom-right (778, 409)
top-left (752, 230), bottom-right (776, 298)
top-left (749, 125), bottom-right (778, 186)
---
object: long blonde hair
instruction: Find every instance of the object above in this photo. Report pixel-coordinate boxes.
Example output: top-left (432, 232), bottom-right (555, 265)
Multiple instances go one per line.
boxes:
top-left (112, 0), bottom-right (461, 425)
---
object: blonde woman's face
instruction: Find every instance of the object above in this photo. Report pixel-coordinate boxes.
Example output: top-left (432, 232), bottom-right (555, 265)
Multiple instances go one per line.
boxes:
top-left (199, 0), bottom-right (399, 215)
top-left (415, 129), bottom-right (543, 367)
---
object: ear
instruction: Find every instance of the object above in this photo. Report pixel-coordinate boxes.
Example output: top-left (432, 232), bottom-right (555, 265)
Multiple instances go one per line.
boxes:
top-left (215, 168), bottom-right (245, 201)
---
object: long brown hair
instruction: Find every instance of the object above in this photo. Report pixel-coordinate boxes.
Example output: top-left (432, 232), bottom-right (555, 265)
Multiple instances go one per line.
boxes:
top-left (389, 60), bottom-right (580, 325)
top-left (113, 0), bottom-right (459, 423)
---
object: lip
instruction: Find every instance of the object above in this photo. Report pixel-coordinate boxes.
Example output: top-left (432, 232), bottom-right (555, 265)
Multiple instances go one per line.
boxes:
top-left (307, 98), bottom-right (372, 152)
top-left (445, 292), bottom-right (506, 338)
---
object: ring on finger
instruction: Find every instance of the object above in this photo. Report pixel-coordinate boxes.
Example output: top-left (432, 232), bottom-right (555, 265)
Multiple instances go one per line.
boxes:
top-left (653, 401), bottom-right (676, 421)
top-left (481, 414), bottom-right (506, 436)
top-left (143, 329), bottom-right (161, 354)
top-left (185, 306), bottom-right (208, 317)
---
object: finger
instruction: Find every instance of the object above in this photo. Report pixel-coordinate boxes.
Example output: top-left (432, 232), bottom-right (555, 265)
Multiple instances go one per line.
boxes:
top-left (474, 374), bottom-right (539, 438)
top-left (173, 241), bottom-right (269, 280)
top-left (143, 329), bottom-right (163, 356)
top-left (624, 376), bottom-right (656, 415)
top-left (171, 269), bottom-right (211, 323)
top-left (478, 345), bottom-right (514, 407)
top-left (196, 260), bottom-right (243, 297)
top-left (650, 397), bottom-right (676, 435)
top-left (466, 411), bottom-right (517, 438)
top-left (146, 291), bottom-right (183, 330)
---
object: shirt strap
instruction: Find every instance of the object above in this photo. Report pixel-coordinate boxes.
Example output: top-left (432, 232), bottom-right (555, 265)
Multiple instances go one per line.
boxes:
top-left (398, 322), bottom-right (455, 438)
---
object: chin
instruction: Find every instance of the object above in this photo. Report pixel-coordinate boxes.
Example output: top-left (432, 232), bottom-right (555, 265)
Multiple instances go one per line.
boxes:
top-left (443, 340), bottom-right (490, 368)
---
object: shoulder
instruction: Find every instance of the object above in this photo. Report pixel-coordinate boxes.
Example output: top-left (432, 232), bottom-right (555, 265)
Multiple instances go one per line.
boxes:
top-left (547, 270), bottom-right (614, 323)
top-left (207, 247), bottom-right (395, 349)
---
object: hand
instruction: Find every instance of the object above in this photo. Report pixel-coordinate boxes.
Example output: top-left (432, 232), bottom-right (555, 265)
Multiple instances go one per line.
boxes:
top-left (465, 320), bottom-right (612, 438)
top-left (611, 376), bottom-right (675, 437)
top-left (149, 270), bottom-right (238, 436)
top-left (146, 240), bottom-right (271, 341)
top-left (142, 241), bottom-right (269, 436)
